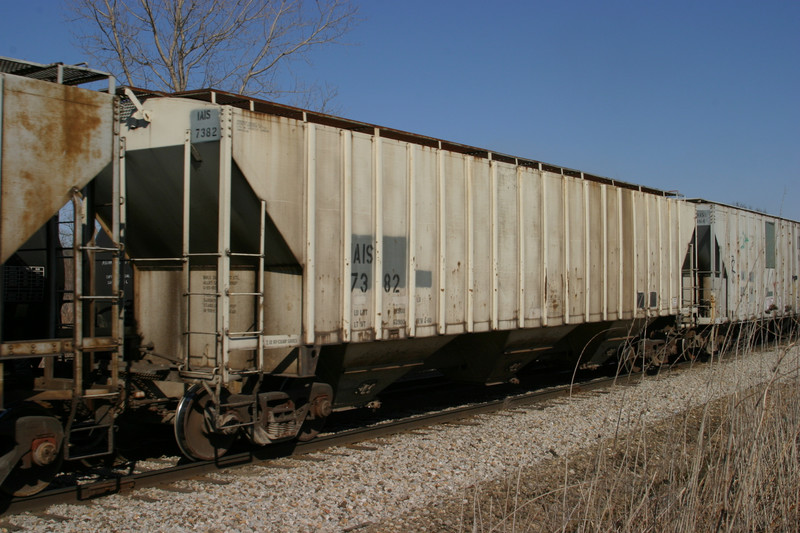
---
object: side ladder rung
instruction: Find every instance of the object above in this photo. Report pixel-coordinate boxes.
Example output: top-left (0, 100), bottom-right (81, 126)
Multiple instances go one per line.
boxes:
top-left (228, 252), bottom-right (264, 258)
top-left (228, 336), bottom-right (260, 350)
top-left (80, 245), bottom-right (120, 253)
top-left (79, 295), bottom-right (121, 302)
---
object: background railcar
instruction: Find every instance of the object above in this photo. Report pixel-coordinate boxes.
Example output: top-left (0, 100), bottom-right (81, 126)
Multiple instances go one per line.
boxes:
top-left (680, 201), bottom-right (800, 352)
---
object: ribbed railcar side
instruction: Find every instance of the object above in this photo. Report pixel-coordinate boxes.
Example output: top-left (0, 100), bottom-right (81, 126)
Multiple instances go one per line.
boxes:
top-left (229, 106), bottom-right (697, 347)
top-left (124, 96), bottom-right (704, 403)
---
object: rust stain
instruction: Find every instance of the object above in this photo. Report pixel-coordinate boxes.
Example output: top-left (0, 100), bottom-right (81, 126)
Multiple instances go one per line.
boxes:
top-left (61, 89), bottom-right (104, 169)
top-left (19, 170), bottom-right (40, 231)
top-left (3, 80), bottom-right (110, 260)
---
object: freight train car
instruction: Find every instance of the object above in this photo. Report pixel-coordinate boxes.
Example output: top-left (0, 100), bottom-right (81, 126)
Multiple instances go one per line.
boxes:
top-left (680, 201), bottom-right (800, 353)
top-left (1, 57), bottom-right (798, 495)
top-left (0, 58), bottom-right (122, 496)
top-left (117, 87), bottom-right (701, 462)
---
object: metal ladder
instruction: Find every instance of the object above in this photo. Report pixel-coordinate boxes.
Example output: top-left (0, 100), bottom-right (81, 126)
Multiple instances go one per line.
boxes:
top-left (179, 116), bottom-right (266, 383)
top-left (61, 135), bottom-right (125, 460)
top-left (680, 240), bottom-right (698, 325)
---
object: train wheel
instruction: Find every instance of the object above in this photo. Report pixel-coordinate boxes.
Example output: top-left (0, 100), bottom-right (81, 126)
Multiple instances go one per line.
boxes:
top-left (174, 385), bottom-right (238, 461)
top-left (297, 387), bottom-right (333, 442)
top-left (0, 404), bottom-right (64, 497)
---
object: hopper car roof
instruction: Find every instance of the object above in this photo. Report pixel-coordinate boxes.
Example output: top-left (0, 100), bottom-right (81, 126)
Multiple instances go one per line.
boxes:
top-left (124, 86), bottom-right (679, 199)
top-left (0, 56), bottom-right (112, 87)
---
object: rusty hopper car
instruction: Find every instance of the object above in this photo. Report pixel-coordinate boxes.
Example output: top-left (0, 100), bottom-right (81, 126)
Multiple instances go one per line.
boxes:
top-left (1, 58), bottom-right (798, 496)
top-left (0, 58), bottom-right (121, 496)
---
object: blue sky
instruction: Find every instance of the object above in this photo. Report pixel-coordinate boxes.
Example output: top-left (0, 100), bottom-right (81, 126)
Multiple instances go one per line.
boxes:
top-left (2, 0), bottom-right (798, 220)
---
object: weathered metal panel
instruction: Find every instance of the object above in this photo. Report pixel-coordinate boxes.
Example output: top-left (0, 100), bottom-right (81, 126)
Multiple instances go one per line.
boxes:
top-left (349, 132), bottom-right (375, 339)
top-left (780, 219), bottom-right (797, 315)
top-left (715, 205), bottom-right (800, 320)
top-left (0, 74), bottom-right (114, 263)
top-left (543, 170), bottom-right (564, 324)
top-left (380, 139), bottom-right (409, 338)
top-left (471, 158), bottom-right (492, 330)
top-left (412, 144), bottom-right (437, 336)
top-left (565, 176), bottom-right (585, 322)
top-left (232, 111), bottom-right (305, 263)
top-left (443, 151), bottom-right (467, 333)
top-left (495, 160), bottom-right (518, 329)
top-left (791, 224), bottom-right (795, 313)
top-left (262, 270), bottom-right (302, 342)
top-left (728, 207), bottom-right (742, 321)
top-left (134, 269), bottom-right (184, 362)
top-left (522, 167), bottom-right (543, 327)
top-left (313, 125), bottom-right (343, 340)
top-left (716, 204), bottom-right (733, 320)
top-left (190, 269), bottom-right (256, 368)
top-left (747, 210), bottom-right (761, 317)
top-left (789, 222), bottom-right (799, 314)
top-left (606, 186), bottom-right (621, 319)
top-left (734, 208), bottom-right (748, 320)
top-left (349, 133), bottom-right (376, 341)
top-left (619, 189), bottom-right (636, 319)
top-left (636, 191), bottom-right (651, 316)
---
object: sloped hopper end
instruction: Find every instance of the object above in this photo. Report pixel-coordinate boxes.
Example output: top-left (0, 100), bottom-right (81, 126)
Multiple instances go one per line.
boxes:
top-left (97, 142), bottom-right (298, 268)
top-left (0, 74), bottom-right (114, 264)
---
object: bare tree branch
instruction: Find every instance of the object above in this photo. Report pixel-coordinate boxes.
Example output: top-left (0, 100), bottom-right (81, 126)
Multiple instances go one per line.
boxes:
top-left (68, 0), bottom-right (359, 107)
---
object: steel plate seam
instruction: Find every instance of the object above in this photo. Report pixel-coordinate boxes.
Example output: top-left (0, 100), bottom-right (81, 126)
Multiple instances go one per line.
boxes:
top-left (304, 120), bottom-right (316, 345)
top-left (182, 130), bottom-right (192, 367)
top-left (0, 74), bottom-right (4, 410)
top-left (466, 156), bottom-right (474, 332)
top-left (541, 168), bottom-right (548, 327)
top-left (437, 144), bottom-right (446, 335)
top-left (584, 178), bottom-right (590, 323)
top-left (602, 183), bottom-right (608, 321)
top-left (111, 97), bottom-right (122, 389)
top-left (632, 190), bottom-right (638, 315)
top-left (675, 200), bottom-right (681, 317)
top-left (645, 190), bottom-right (650, 315)
top-left (517, 164), bottom-right (525, 329)
top-left (667, 199), bottom-right (674, 315)
top-left (617, 187), bottom-right (623, 321)
top-left (407, 143), bottom-right (416, 337)
top-left (658, 197), bottom-right (663, 314)
top-left (490, 155), bottom-right (498, 330)
top-left (341, 130), bottom-right (352, 343)
top-left (218, 106), bottom-right (233, 381)
top-left (372, 129), bottom-right (383, 339)
top-left (563, 175), bottom-right (569, 325)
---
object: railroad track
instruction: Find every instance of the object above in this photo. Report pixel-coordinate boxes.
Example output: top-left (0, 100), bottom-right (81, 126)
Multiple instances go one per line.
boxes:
top-left (0, 370), bottom-right (643, 517)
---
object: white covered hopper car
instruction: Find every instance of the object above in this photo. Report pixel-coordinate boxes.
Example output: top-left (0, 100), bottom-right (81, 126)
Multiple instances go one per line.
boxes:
top-left (1, 58), bottom-right (798, 495)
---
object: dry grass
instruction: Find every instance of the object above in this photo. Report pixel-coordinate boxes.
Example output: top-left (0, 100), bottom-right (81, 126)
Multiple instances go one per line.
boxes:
top-left (463, 343), bottom-right (800, 532)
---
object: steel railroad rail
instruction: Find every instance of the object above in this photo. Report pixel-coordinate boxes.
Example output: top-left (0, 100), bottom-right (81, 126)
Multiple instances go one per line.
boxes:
top-left (1, 371), bottom-right (643, 517)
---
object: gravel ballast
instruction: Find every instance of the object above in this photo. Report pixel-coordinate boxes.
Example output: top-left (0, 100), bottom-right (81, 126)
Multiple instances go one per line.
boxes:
top-left (3, 345), bottom-right (798, 532)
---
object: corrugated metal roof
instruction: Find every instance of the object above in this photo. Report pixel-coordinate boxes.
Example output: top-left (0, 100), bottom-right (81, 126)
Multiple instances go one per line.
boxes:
top-left (0, 56), bottom-right (111, 86)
